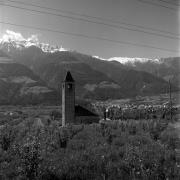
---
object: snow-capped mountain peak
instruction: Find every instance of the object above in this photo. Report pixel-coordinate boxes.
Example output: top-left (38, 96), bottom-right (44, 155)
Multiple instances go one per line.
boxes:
top-left (108, 57), bottom-right (161, 64)
top-left (0, 30), bottom-right (68, 53)
top-left (93, 55), bottom-right (161, 65)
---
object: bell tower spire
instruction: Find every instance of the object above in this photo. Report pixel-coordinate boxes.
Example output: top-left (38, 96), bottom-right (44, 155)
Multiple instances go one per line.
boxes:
top-left (62, 71), bottom-right (75, 126)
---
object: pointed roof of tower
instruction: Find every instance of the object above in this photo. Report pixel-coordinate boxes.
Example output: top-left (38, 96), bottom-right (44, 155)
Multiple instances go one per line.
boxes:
top-left (64, 71), bottom-right (74, 82)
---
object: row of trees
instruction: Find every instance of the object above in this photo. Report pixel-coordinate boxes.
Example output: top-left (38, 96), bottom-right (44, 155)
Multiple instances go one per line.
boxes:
top-left (92, 103), bottom-right (178, 121)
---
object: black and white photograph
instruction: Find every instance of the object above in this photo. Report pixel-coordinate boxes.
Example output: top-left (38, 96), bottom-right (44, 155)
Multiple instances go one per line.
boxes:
top-left (0, 0), bottom-right (180, 179)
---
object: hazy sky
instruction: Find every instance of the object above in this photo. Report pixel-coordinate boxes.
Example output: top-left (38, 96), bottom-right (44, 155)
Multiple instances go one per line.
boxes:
top-left (0, 0), bottom-right (179, 58)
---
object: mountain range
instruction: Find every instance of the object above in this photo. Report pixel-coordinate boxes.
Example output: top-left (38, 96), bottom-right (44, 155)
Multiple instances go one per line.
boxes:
top-left (0, 39), bottom-right (179, 105)
top-left (108, 57), bottom-right (180, 88)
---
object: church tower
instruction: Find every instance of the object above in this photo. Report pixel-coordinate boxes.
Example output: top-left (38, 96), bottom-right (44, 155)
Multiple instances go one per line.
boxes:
top-left (62, 71), bottom-right (75, 126)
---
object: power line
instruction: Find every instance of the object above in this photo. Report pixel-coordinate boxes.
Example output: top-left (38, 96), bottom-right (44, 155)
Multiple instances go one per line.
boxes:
top-left (0, 21), bottom-right (178, 53)
top-left (0, 2), bottom-right (179, 40)
top-left (4, 0), bottom-right (180, 37)
top-left (138, 0), bottom-right (177, 10)
top-left (158, 0), bottom-right (180, 6)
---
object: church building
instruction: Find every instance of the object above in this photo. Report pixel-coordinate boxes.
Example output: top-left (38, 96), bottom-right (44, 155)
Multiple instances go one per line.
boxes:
top-left (62, 71), bottom-right (99, 126)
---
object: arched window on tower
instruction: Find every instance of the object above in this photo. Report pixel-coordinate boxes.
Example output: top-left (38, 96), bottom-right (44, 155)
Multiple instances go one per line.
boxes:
top-left (67, 83), bottom-right (72, 89)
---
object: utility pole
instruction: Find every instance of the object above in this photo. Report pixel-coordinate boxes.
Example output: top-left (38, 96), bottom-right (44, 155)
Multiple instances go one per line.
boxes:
top-left (169, 79), bottom-right (172, 121)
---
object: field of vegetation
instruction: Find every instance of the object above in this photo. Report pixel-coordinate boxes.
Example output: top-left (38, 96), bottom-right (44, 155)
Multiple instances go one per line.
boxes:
top-left (0, 105), bottom-right (180, 179)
